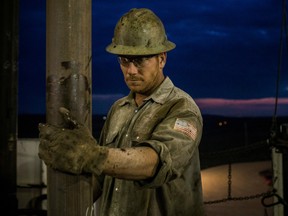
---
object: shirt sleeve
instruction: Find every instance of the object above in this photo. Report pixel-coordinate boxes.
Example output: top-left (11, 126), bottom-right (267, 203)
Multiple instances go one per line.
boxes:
top-left (135, 107), bottom-right (203, 188)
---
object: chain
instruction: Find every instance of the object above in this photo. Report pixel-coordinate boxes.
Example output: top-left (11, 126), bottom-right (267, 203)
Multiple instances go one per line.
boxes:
top-left (204, 191), bottom-right (272, 205)
top-left (227, 162), bottom-right (232, 200)
top-left (203, 142), bottom-right (274, 205)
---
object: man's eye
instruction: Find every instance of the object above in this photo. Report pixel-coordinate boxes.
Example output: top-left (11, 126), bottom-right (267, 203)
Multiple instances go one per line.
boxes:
top-left (123, 58), bottom-right (130, 63)
top-left (134, 59), bottom-right (143, 65)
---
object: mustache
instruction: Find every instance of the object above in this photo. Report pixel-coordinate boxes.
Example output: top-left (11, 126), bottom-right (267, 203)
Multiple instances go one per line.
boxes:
top-left (128, 78), bottom-right (139, 81)
top-left (126, 75), bottom-right (141, 81)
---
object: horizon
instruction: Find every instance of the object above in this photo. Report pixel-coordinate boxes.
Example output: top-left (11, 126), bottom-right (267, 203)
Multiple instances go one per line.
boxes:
top-left (19, 96), bottom-right (288, 117)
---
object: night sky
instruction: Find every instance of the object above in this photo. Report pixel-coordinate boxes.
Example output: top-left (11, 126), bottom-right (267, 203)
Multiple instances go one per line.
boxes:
top-left (18, 0), bottom-right (288, 116)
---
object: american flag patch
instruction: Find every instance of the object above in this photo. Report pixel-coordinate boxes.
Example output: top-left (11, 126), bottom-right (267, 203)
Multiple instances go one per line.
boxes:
top-left (173, 118), bottom-right (197, 141)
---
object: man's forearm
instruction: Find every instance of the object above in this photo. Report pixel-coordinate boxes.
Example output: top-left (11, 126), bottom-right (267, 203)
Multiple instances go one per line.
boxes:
top-left (102, 146), bottom-right (159, 180)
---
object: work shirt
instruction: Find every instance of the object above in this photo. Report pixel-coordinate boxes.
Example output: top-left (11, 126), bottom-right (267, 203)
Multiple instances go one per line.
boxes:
top-left (96, 77), bottom-right (205, 216)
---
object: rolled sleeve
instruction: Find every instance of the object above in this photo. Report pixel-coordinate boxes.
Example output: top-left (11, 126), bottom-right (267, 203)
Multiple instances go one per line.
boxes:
top-left (135, 113), bottom-right (202, 188)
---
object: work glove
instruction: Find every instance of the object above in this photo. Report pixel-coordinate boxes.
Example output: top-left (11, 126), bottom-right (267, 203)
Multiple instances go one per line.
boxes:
top-left (38, 107), bottom-right (108, 175)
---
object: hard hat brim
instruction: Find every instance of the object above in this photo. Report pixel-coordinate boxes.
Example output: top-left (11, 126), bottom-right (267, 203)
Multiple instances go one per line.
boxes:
top-left (105, 40), bottom-right (176, 56)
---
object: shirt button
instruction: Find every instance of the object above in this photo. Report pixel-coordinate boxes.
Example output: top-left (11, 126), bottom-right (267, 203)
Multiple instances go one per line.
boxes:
top-left (136, 136), bottom-right (139, 140)
top-left (134, 109), bottom-right (138, 113)
top-left (126, 134), bottom-right (128, 137)
top-left (115, 187), bottom-right (119, 191)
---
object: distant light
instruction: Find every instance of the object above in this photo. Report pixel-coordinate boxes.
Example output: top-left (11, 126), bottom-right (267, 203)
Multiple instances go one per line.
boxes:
top-left (218, 121), bottom-right (228, 126)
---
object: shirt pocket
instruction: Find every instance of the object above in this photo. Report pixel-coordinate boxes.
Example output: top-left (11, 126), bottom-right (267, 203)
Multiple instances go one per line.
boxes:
top-left (131, 113), bottom-right (161, 141)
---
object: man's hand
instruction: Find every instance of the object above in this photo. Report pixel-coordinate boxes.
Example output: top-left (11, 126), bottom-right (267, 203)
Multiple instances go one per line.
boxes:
top-left (38, 107), bottom-right (108, 175)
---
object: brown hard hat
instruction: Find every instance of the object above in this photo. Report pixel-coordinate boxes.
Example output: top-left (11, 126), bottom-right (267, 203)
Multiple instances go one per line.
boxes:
top-left (106, 8), bottom-right (176, 55)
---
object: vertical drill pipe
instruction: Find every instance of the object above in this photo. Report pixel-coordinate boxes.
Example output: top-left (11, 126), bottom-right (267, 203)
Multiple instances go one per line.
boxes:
top-left (46, 0), bottom-right (93, 215)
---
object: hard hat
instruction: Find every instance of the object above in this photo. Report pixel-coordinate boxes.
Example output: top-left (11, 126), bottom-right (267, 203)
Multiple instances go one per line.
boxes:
top-left (106, 8), bottom-right (176, 55)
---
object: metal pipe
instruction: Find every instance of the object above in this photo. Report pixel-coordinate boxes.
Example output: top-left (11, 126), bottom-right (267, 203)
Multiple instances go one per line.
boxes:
top-left (46, 0), bottom-right (93, 215)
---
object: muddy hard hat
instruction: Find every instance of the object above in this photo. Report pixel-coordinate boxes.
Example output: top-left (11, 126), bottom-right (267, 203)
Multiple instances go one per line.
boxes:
top-left (106, 8), bottom-right (176, 55)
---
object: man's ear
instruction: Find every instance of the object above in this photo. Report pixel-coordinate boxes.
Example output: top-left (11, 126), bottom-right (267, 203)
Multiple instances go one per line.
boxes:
top-left (159, 52), bottom-right (167, 69)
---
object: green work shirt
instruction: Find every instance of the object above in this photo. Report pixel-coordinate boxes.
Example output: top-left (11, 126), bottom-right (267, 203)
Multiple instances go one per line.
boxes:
top-left (96, 77), bottom-right (205, 216)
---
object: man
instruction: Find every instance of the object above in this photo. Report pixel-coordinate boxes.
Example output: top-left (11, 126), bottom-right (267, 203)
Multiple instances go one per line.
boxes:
top-left (39, 8), bottom-right (205, 216)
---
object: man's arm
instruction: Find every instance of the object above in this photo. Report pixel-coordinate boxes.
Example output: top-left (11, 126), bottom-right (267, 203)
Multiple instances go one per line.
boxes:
top-left (38, 107), bottom-right (159, 180)
top-left (103, 146), bottom-right (159, 180)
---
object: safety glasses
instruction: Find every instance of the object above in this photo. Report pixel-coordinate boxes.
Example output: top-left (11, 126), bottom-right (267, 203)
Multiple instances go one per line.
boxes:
top-left (117, 54), bottom-right (158, 68)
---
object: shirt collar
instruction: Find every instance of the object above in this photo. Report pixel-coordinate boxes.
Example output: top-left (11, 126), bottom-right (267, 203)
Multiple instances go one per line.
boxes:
top-left (119, 76), bottom-right (174, 106)
top-left (144, 76), bottom-right (174, 104)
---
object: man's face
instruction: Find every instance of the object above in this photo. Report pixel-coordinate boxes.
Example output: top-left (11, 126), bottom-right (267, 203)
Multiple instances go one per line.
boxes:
top-left (118, 53), bottom-right (166, 96)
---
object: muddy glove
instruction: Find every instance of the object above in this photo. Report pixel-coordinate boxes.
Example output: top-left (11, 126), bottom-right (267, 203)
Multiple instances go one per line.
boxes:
top-left (38, 107), bottom-right (108, 175)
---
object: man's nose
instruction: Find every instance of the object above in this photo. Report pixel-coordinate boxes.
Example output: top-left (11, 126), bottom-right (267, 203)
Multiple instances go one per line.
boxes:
top-left (126, 62), bottom-right (138, 75)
